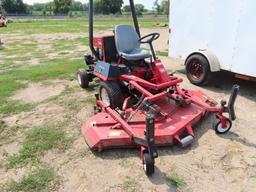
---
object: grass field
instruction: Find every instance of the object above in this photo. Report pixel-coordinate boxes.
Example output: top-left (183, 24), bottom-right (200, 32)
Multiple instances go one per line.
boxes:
top-left (1, 17), bottom-right (168, 34)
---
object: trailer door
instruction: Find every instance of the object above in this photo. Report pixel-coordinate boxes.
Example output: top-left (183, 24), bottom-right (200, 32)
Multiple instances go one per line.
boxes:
top-left (169, 0), bottom-right (241, 71)
top-left (169, 0), bottom-right (211, 58)
top-left (231, 0), bottom-right (256, 77)
top-left (206, 0), bottom-right (241, 71)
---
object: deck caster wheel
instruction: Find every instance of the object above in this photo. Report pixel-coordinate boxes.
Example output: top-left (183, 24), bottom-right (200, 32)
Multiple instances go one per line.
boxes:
top-left (77, 69), bottom-right (89, 89)
top-left (214, 117), bottom-right (232, 134)
top-left (143, 153), bottom-right (155, 176)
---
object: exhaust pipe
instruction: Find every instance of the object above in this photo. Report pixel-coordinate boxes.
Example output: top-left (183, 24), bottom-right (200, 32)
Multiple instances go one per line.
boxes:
top-left (226, 84), bottom-right (240, 121)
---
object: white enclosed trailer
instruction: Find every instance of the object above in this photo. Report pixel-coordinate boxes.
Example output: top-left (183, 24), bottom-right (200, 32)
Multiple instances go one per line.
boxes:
top-left (168, 0), bottom-right (256, 85)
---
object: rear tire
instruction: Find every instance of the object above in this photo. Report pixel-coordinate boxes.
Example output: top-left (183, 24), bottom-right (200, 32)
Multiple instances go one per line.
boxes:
top-left (77, 69), bottom-right (89, 89)
top-left (99, 81), bottom-right (124, 109)
top-left (185, 54), bottom-right (211, 85)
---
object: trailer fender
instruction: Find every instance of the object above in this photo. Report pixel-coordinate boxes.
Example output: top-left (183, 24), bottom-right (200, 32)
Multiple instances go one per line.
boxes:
top-left (185, 50), bottom-right (221, 72)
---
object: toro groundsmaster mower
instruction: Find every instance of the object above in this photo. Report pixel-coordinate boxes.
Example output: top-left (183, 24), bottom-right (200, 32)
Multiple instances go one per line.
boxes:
top-left (77, 0), bottom-right (239, 176)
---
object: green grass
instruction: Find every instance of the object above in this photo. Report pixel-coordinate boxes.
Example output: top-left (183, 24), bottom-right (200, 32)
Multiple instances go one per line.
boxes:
top-left (1, 17), bottom-right (168, 35)
top-left (8, 58), bottom-right (84, 81)
top-left (0, 120), bottom-right (5, 129)
top-left (0, 124), bottom-right (26, 142)
top-left (156, 50), bottom-right (168, 57)
top-left (1, 42), bottom-right (38, 55)
top-left (0, 101), bottom-right (33, 115)
top-left (6, 167), bottom-right (56, 192)
top-left (7, 126), bottom-right (72, 168)
top-left (0, 58), bottom-right (84, 114)
top-left (166, 171), bottom-right (187, 190)
top-left (61, 98), bottom-right (81, 111)
top-left (0, 77), bottom-right (28, 114)
top-left (52, 37), bottom-right (88, 50)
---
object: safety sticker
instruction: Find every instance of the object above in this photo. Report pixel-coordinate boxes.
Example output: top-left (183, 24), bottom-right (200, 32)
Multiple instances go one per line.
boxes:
top-left (109, 131), bottom-right (121, 137)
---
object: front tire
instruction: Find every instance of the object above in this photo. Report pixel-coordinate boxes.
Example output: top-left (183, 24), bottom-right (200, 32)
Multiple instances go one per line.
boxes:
top-left (77, 69), bottom-right (89, 89)
top-left (185, 54), bottom-right (211, 85)
top-left (99, 81), bottom-right (124, 109)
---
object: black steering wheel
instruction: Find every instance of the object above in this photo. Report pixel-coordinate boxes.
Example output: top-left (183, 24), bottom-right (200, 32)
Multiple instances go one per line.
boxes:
top-left (139, 32), bottom-right (160, 44)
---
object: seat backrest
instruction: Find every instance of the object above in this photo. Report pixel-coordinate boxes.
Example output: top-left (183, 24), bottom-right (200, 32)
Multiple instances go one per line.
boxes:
top-left (115, 25), bottom-right (140, 54)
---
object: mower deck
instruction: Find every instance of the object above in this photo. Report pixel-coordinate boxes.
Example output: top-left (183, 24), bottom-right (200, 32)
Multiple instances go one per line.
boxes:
top-left (82, 96), bottom-right (207, 151)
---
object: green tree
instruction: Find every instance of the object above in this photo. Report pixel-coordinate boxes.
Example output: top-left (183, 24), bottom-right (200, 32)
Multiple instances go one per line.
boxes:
top-left (122, 5), bottom-right (131, 12)
top-left (45, 2), bottom-right (54, 14)
top-left (0, 4), bottom-right (5, 15)
top-left (153, 0), bottom-right (161, 15)
top-left (0, 0), bottom-right (28, 14)
top-left (94, 0), bottom-right (103, 14)
top-left (161, 0), bottom-right (169, 17)
top-left (71, 1), bottom-right (84, 11)
top-left (102, 0), bottom-right (123, 14)
top-left (94, 0), bottom-right (123, 14)
top-left (135, 4), bottom-right (144, 16)
top-left (82, 3), bottom-right (88, 11)
top-left (33, 3), bottom-right (45, 11)
top-left (53, 0), bottom-right (72, 14)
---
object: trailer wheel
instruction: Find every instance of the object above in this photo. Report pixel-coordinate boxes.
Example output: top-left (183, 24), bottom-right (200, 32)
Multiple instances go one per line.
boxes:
top-left (143, 153), bottom-right (155, 176)
top-left (77, 69), bottom-right (89, 89)
top-left (214, 118), bottom-right (232, 134)
top-left (99, 81), bottom-right (124, 109)
top-left (185, 54), bottom-right (211, 85)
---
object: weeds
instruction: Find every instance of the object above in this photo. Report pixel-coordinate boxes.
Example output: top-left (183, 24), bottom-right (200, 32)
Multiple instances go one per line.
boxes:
top-left (0, 124), bottom-right (25, 143)
top-left (166, 171), bottom-right (187, 190)
top-left (0, 101), bottom-right (33, 115)
top-left (7, 126), bottom-right (72, 168)
top-left (6, 167), bottom-right (56, 192)
top-left (0, 58), bottom-right (84, 114)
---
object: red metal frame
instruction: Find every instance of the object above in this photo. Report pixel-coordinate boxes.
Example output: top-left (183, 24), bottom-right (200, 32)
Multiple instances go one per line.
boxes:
top-left (82, 55), bottom-right (228, 148)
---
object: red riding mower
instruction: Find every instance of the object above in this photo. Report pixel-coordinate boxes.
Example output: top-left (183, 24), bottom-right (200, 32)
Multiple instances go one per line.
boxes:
top-left (77, 0), bottom-right (239, 176)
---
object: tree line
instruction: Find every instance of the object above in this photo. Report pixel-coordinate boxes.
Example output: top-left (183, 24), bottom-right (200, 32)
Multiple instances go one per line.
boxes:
top-left (0, 0), bottom-right (86, 15)
top-left (0, 0), bottom-right (169, 16)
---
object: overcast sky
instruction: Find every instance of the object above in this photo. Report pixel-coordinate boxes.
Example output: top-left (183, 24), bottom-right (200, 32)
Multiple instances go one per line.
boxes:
top-left (23, 0), bottom-right (158, 10)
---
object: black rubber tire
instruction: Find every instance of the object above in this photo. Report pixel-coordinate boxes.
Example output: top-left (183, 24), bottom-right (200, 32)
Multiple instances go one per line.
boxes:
top-left (185, 54), bottom-right (211, 86)
top-left (99, 81), bottom-right (124, 109)
top-left (77, 69), bottom-right (89, 89)
top-left (143, 153), bottom-right (155, 176)
top-left (213, 117), bottom-right (232, 134)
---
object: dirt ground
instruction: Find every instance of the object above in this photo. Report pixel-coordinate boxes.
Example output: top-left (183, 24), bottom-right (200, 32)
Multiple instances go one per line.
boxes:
top-left (1, 28), bottom-right (256, 192)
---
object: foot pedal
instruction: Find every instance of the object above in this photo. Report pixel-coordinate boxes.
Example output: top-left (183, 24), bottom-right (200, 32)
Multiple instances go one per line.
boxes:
top-left (180, 135), bottom-right (194, 148)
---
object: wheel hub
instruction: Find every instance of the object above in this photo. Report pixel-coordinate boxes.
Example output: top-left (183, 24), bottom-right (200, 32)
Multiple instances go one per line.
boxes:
top-left (216, 121), bottom-right (230, 133)
top-left (189, 60), bottom-right (203, 80)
